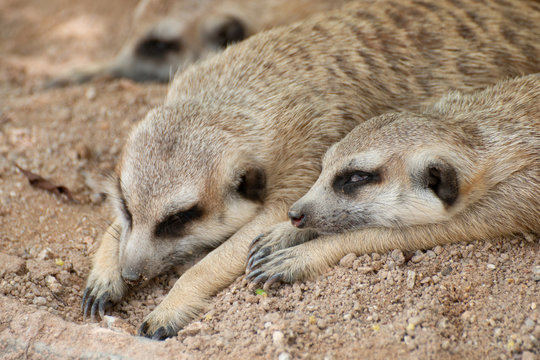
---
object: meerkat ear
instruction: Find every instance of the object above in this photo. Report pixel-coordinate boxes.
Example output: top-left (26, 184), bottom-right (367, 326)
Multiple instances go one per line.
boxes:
top-left (237, 166), bottom-right (266, 202)
top-left (206, 16), bottom-right (246, 48)
top-left (423, 160), bottom-right (459, 206)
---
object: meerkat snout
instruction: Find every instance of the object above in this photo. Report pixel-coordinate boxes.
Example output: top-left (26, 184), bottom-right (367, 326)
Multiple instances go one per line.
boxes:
top-left (121, 267), bottom-right (143, 285)
top-left (288, 209), bottom-right (306, 228)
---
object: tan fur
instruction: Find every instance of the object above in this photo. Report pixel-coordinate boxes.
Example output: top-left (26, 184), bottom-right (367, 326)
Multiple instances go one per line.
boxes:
top-left (247, 74), bottom-right (540, 286)
top-left (82, 0), bottom-right (540, 339)
top-left (49, 0), bottom-right (354, 86)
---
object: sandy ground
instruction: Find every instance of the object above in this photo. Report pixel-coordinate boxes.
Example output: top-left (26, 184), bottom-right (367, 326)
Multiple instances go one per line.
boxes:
top-left (1, 0), bottom-right (539, 359)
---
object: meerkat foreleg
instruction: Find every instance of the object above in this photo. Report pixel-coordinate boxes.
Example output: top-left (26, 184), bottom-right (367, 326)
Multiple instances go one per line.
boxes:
top-left (81, 219), bottom-right (127, 320)
top-left (138, 204), bottom-right (290, 340)
top-left (247, 169), bottom-right (540, 286)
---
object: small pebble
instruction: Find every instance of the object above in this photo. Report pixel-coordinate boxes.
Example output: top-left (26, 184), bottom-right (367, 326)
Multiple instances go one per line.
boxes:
top-left (406, 271), bottom-right (416, 289)
top-left (390, 249), bottom-right (405, 266)
top-left (441, 266), bottom-right (453, 276)
top-left (522, 351), bottom-right (536, 360)
top-left (32, 296), bottom-right (47, 306)
top-left (272, 331), bottom-right (285, 346)
top-left (339, 253), bottom-right (357, 268)
top-left (85, 87), bottom-right (97, 100)
top-left (411, 253), bottom-right (425, 263)
top-left (317, 319), bottom-right (327, 329)
top-left (532, 265), bottom-right (540, 282)
top-left (441, 340), bottom-right (450, 350)
top-left (278, 352), bottom-right (291, 360)
top-left (487, 263), bottom-right (496, 270)
top-left (37, 248), bottom-right (55, 261)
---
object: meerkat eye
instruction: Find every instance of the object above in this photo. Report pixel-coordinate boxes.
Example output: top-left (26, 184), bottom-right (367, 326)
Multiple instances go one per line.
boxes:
top-left (154, 206), bottom-right (203, 238)
top-left (349, 173), bottom-right (370, 183)
top-left (135, 37), bottom-right (182, 59)
top-left (333, 170), bottom-right (379, 195)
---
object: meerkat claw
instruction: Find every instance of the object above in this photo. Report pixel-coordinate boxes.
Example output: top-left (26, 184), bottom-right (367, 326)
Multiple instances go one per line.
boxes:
top-left (246, 269), bottom-right (264, 282)
top-left (83, 293), bottom-right (94, 320)
top-left (248, 234), bottom-right (265, 252)
top-left (138, 322), bottom-right (177, 341)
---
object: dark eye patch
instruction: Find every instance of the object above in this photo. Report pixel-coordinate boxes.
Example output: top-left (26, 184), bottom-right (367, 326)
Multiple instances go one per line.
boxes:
top-left (154, 206), bottom-right (203, 238)
top-left (135, 37), bottom-right (182, 59)
top-left (332, 170), bottom-right (380, 195)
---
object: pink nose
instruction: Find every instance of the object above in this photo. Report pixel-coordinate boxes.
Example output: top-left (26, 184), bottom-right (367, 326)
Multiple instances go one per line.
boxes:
top-left (288, 210), bottom-right (306, 228)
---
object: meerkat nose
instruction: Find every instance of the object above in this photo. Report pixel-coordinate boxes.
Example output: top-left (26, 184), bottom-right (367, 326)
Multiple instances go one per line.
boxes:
top-left (288, 210), bottom-right (306, 228)
top-left (121, 268), bottom-right (142, 285)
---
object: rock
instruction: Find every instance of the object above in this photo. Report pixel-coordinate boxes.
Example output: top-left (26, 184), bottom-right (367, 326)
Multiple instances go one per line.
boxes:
top-left (441, 266), bottom-right (453, 276)
top-left (278, 352), bottom-right (291, 360)
top-left (522, 351), bottom-right (536, 360)
top-left (45, 275), bottom-right (62, 294)
top-left (26, 259), bottom-right (60, 280)
top-left (33, 296), bottom-right (47, 306)
top-left (486, 263), bottom-right (496, 270)
top-left (102, 316), bottom-right (136, 335)
top-left (182, 321), bottom-right (204, 336)
top-left (272, 330), bottom-right (285, 346)
top-left (183, 336), bottom-right (202, 350)
top-left (339, 253), bottom-right (357, 268)
top-left (406, 271), bottom-right (416, 289)
top-left (316, 319), bottom-right (327, 329)
top-left (85, 87), bottom-right (97, 100)
top-left (390, 249), bottom-right (405, 265)
top-left (357, 266), bottom-right (374, 274)
top-left (37, 248), bottom-right (55, 261)
top-left (0, 253), bottom-right (27, 276)
top-left (532, 265), bottom-right (540, 282)
top-left (411, 253), bottom-right (425, 263)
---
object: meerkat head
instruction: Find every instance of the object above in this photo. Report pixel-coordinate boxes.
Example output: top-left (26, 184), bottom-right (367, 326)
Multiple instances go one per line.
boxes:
top-left (109, 14), bottom-right (246, 83)
top-left (108, 106), bottom-right (265, 284)
top-left (288, 113), bottom-right (468, 234)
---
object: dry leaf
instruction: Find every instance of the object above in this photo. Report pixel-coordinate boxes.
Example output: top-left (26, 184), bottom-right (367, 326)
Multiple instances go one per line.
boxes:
top-left (16, 164), bottom-right (78, 203)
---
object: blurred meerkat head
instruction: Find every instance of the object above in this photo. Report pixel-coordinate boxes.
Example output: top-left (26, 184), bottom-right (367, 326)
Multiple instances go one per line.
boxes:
top-left (288, 113), bottom-right (474, 234)
top-left (107, 106), bottom-right (265, 284)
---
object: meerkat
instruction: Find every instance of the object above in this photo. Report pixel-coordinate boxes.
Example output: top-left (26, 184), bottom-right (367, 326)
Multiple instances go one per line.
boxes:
top-left (246, 74), bottom-right (540, 287)
top-left (81, 0), bottom-right (540, 340)
top-left (49, 0), bottom-right (354, 86)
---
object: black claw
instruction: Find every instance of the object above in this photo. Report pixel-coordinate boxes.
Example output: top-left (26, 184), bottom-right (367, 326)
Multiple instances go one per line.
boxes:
top-left (81, 288), bottom-right (90, 312)
top-left (249, 234), bottom-right (265, 251)
top-left (249, 253), bottom-right (270, 270)
top-left (90, 299), bottom-right (99, 321)
top-left (138, 321), bottom-right (149, 337)
top-left (151, 327), bottom-right (168, 341)
top-left (246, 269), bottom-right (263, 281)
top-left (264, 274), bottom-right (282, 290)
top-left (253, 272), bottom-right (269, 285)
top-left (95, 292), bottom-right (110, 319)
top-left (83, 295), bottom-right (94, 320)
top-left (99, 299), bottom-right (111, 319)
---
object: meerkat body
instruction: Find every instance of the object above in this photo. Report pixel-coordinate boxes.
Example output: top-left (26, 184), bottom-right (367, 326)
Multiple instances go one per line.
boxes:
top-left (247, 74), bottom-right (540, 287)
top-left (50, 0), bottom-right (354, 85)
top-left (82, 0), bottom-right (540, 339)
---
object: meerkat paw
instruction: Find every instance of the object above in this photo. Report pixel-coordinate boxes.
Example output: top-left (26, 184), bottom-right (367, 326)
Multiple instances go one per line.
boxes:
top-left (246, 244), bottom-right (319, 289)
top-left (138, 303), bottom-right (195, 340)
top-left (246, 222), bottom-right (318, 272)
top-left (81, 266), bottom-right (126, 321)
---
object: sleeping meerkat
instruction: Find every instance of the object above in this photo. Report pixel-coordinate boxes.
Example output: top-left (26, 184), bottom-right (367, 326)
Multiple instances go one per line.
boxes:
top-left (247, 74), bottom-right (540, 286)
top-left (49, 0), bottom-right (354, 86)
top-left (82, 0), bottom-right (540, 340)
